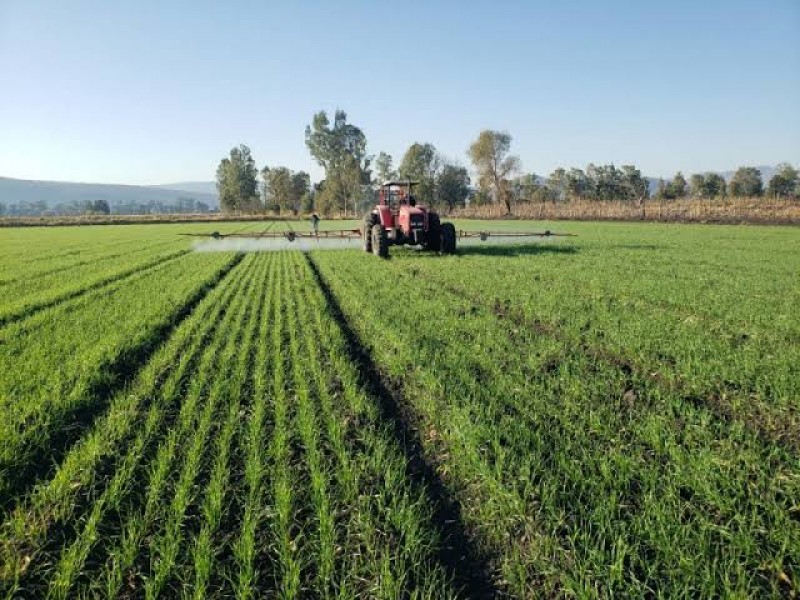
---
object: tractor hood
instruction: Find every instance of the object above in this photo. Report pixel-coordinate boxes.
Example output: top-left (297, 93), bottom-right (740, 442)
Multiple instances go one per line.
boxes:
top-left (400, 205), bottom-right (427, 215)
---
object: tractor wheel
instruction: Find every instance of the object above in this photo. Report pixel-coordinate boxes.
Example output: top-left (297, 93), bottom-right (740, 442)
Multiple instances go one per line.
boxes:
top-left (425, 213), bottom-right (441, 251)
top-left (371, 224), bottom-right (388, 258)
top-left (441, 222), bottom-right (457, 254)
top-left (362, 216), bottom-right (374, 253)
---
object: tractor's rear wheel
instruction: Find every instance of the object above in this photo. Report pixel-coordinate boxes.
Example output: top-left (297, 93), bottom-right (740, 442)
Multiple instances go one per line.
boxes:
top-left (441, 222), bottom-right (457, 254)
top-left (425, 213), bottom-right (441, 251)
top-left (371, 224), bottom-right (388, 258)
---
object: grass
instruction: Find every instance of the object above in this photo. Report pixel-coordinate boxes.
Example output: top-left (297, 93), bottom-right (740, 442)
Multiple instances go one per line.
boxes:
top-left (0, 219), bottom-right (797, 598)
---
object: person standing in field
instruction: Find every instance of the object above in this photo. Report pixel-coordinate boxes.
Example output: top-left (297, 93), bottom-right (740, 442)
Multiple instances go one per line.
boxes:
top-left (310, 212), bottom-right (320, 239)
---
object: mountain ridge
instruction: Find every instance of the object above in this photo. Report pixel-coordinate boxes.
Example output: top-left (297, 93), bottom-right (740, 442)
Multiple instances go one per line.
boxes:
top-left (0, 176), bottom-right (219, 210)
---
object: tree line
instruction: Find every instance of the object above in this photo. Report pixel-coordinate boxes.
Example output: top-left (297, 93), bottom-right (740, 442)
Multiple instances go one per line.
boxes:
top-left (216, 110), bottom-right (800, 215)
top-left (652, 165), bottom-right (799, 200)
top-left (0, 197), bottom-right (213, 218)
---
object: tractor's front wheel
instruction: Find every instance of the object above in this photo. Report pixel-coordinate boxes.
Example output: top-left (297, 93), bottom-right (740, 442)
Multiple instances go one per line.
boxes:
top-left (371, 224), bottom-right (388, 258)
top-left (441, 222), bottom-right (457, 254)
top-left (362, 217), bottom-right (374, 253)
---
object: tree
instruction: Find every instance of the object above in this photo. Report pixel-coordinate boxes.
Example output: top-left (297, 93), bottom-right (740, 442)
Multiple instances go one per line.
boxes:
top-left (767, 163), bottom-right (799, 198)
top-left (667, 172), bottom-right (688, 199)
top-left (374, 152), bottom-right (396, 183)
top-left (515, 173), bottom-right (541, 202)
top-left (689, 173), bottom-right (706, 198)
top-left (261, 166), bottom-right (293, 213)
top-left (399, 143), bottom-right (440, 207)
top-left (291, 171), bottom-right (310, 213)
top-left (654, 179), bottom-right (668, 200)
top-left (729, 167), bottom-right (763, 197)
top-left (305, 110), bottom-right (370, 215)
top-left (548, 168), bottom-right (568, 201)
top-left (262, 167), bottom-right (311, 214)
top-left (467, 130), bottom-right (521, 213)
top-left (621, 165), bottom-right (649, 200)
top-left (706, 173), bottom-right (727, 197)
top-left (689, 173), bottom-right (726, 199)
top-left (216, 144), bottom-right (259, 212)
top-left (81, 199), bottom-right (110, 214)
top-left (565, 168), bottom-right (592, 200)
top-left (471, 189), bottom-right (492, 206)
top-left (436, 164), bottom-right (470, 211)
top-left (301, 190), bottom-right (315, 212)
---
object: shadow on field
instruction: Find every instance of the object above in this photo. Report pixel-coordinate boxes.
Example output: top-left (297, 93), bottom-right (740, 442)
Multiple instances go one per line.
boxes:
top-left (455, 243), bottom-right (578, 258)
top-left (304, 254), bottom-right (499, 599)
top-left (0, 253), bottom-right (245, 517)
top-left (607, 244), bottom-right (664, 251)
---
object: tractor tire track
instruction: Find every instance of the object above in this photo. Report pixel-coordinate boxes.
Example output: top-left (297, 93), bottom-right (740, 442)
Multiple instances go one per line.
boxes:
top-left (0, 248), bottom-right (192, 327)
top-left (0, 253), bottom-right (245, 514)
top-left (305, 254), bottom-right (500, 599)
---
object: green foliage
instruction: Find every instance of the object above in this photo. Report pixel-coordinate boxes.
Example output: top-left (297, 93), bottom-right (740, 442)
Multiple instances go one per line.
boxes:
top-left (583, 164), bottom-right (648, 201)
top-left (216, 144), bottom-right (260, 212)
top-left (690, 172), bottom-right (727, 198)
top-left (305, 110), bottom-right (370, 215)
top-left (399, 142), bottom-right (440, 207)
top-left (261, 167), bottom-right (310, 214)
top-left (565, 168), bottom-right (592, 199)
top-left (436, 163), bottom-right (470, 211)
top-left (729, 166), bottom-right (764, 197)
top-left (668, 171), bottom-right (688, 198)
top-left (84, 199), bottom-right (111, 215)
top-left (300, 191), bottom-right (315, 213)
top-left (545, 164), bottom-right (649, 202)
top-left (768, 163), bottom-right (799, 198)
top-left (374, 151), bottom-right (396, 183)
top-left (468, 130), bottom-right (521, 213)
top-left (512, 173), bottom-right (542, 202)
top-left (548, 168), bottom-right (568, 201)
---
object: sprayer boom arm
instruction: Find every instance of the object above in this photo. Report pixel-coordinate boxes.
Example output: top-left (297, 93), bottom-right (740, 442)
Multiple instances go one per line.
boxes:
top-left (181, 228), bottom-right (575, 243)
top-left (180, 229), bottom-right (360, 240)
top-left (457, 230), bottom-right (575, 240)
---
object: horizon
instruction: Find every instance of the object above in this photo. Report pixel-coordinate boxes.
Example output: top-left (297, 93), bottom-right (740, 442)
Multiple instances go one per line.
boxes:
top-left (1, 1), bottom-right (799, 186)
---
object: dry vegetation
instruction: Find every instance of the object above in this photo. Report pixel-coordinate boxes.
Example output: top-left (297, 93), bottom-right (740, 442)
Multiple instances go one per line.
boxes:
top-left (3, 197), bottom-right (799, 228)
top-left (454, 196), bottom-right (800, 224)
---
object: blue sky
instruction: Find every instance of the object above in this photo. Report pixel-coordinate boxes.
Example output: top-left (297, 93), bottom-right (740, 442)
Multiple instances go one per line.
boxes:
top-left (1, 0), bottom-right (798, 185)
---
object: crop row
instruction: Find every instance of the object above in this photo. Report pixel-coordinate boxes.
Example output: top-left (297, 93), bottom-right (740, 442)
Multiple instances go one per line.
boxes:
top-left (0, 250), bottom-right (239, 510)
top-left (312, 248), bottom-right (799, 597)
top-left (1, 251), bottom-right (462, 597)
top-left (0, 245), bottom-right (192, 325)
top-left (0, 236), bottom-right (181, 287)
top-left (400, 239), bottom-right (799, 448)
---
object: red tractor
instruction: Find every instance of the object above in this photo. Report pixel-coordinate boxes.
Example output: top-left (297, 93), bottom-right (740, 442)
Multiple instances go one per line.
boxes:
top-left (361, 181), bottom-right (456, 258)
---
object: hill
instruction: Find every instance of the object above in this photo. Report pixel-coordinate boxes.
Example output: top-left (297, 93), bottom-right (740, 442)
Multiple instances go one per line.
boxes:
top-left (152, 181), bottom-right (218, 195)
top-left (0, 177), bottom-right (219, 212)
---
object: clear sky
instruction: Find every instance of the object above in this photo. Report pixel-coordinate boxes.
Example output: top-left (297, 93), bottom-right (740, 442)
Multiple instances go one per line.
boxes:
top-left (1, 0), bottom-right (798, 185)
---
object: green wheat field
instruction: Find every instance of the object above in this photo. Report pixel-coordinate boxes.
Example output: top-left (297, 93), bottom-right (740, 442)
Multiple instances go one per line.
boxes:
top-left (0, 220), bottom-right (798, 598)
